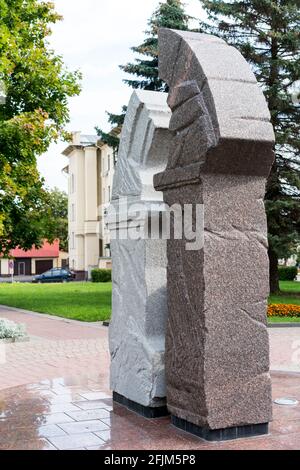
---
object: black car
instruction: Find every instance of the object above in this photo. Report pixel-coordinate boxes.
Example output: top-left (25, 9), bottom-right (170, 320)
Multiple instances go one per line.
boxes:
top-left (32, 268), bottom-right (76, 284)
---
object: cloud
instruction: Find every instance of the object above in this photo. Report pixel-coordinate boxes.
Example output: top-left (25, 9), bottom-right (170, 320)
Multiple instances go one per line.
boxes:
top-left (38, 0), bottom-right (205, 190)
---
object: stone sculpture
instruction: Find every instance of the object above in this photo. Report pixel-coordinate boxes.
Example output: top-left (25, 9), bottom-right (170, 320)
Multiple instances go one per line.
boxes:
top-left (154, 29), bottom-right (275, 440)
top-left (108, 90), bottom-right (172, 417)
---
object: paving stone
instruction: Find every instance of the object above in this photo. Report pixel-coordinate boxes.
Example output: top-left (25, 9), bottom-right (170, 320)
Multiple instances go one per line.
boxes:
top-left (79, 391), bottom-right (111, 401)
top-left (66, 409), bottom-right (110, 421)
top-left (74, 400), bottom-right (112, 411)
top-left (58, 419), bottom-right (109, 435)
top-left (46, 403), bottom-right (82, 414)
top-left (48, 433), bottom-right (105, 450)
top-left (38, 424), bottom-right (67, 438)
top-left (37, 413), bottom-right (75, 425)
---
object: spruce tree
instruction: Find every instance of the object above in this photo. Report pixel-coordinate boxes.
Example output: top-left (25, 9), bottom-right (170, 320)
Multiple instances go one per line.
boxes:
top-left (201, 0), bottom-right (300, 293)
top-left (120, 0), bottom-right (190, 91)
top-left (96, 0), bottom-right (190, 146)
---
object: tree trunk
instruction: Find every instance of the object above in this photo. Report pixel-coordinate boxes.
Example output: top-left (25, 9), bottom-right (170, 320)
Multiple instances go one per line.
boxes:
top-left (268, 247), bottom-right (280, 294)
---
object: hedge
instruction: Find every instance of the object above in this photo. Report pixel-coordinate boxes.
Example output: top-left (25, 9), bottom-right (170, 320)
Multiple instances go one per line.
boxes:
top-left (91, 269), bottom-right (112, 283)
top-left (268, 304), bottom-right (300, 318)
top-left (278, 266), bottom-right (298, 281)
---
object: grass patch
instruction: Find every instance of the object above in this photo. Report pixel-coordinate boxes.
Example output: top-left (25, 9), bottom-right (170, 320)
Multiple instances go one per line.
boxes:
top-left (278, 281), bottom-right (300, 295)
top-left (0, 279), bottom-right (299, 324)
top-left (269, 281), bottom-right (300, 307)
top-left (0, 282), bottom-right (112, 322)
top-left (268, 316), bottom-right (300, 323)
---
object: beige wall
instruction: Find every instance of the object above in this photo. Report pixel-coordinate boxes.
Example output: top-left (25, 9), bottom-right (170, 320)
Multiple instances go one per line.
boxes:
top-left (99, 258), bottom-right (112, 270)
top-left (0, 259), bottom-right (9, 276)
top-left (68, 146), bottom-right (85, 272)
top-left (65, 134), bottom-right (115, 277)
top-left (100, 145), bottom-right (115, 257)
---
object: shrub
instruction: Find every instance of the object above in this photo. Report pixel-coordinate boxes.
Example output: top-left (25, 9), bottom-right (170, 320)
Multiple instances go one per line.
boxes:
top-left (268, 304), bottom-right (300, 318)
top-left (0, 319), bottom-right (27, 340)
top-left (278, 266), bottom-right (298, 281)
top-left (91, 269), bottom-right (112, 283)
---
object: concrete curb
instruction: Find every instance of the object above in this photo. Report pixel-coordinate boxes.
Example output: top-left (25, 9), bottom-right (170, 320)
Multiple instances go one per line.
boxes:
top-left (0, 304), bottom-right (107, 330)
top-left (1, 305), bottom-right (299, 329)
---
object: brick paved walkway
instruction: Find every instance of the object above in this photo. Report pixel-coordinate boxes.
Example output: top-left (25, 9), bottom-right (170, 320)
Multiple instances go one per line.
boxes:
top-left (1, 305), bottom-right (300, 391)
top-left (1, 306), bottom-right (300, 450)
top-left (0, 306), bottom-right (109, 390)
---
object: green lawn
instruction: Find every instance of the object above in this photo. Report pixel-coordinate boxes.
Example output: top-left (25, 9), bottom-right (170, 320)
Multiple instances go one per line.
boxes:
top-left (0, 279), bottom-right (299, 324)
top-left (269, 280), bottom-right (300, 306)
top-left (267, 316), bottom-right (300, 323)
top-left (268, 280), bottom-right (300, 323)
top-left (0, 282), bottom-right (112, 322)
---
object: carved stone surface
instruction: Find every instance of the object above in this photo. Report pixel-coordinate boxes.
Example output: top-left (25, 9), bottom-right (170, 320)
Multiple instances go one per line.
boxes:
top-left (108, 90), bottom-right (171, 409)
top-left (154, 29), bottom-right (275, 433)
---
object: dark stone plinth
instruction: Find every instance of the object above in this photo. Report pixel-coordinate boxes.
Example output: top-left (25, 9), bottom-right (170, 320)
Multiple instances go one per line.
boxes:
top-left (172, 416), bottom-right (269, 442)
top-left (113, 392), bottom-right (169, 419)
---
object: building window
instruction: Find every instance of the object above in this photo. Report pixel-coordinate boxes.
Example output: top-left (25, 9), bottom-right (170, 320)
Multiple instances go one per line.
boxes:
top-left (108, 155), bottom-right (110, 172)
top-left (71, 232), bottom-right (75, 250)
top-left (71, 203), bottom-right (75, 222)
top-left (71, 174), bottom-right (75, 193)
top-left (103, 188), bottom-right (106, 204)
top-left (105, 243), bottom-right (111, 258)
top-left (102, 156), bottom-right (106, 174)
top-left (108, 185), bottom-right (111, 202)
top-left (113, 148), bottom-right (118, 166)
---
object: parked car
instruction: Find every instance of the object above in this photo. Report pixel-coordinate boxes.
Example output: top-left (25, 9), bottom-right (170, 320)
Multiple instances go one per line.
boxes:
top-left (32, 268), bottom-right (76, 284)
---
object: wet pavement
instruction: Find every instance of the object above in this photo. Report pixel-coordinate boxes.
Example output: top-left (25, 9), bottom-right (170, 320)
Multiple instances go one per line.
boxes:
top-left (0, 306), bottom-right (300, 450)
top-left (0, 372), bottom-right (300, 450)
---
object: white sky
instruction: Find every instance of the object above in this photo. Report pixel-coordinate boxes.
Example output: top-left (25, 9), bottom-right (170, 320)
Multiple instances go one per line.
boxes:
top-left (37, 0), bottom-right (205, 191)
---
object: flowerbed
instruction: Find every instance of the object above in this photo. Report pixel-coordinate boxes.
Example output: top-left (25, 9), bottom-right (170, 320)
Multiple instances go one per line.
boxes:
top-left (268, 304), bottom-right (300, 318)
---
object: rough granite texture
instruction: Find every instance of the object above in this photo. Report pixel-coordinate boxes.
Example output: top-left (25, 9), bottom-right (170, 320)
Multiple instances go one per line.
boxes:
top-left (108, 90), bottom-right (171, 408)
top-left (154, 29), bottom-right (275, 430)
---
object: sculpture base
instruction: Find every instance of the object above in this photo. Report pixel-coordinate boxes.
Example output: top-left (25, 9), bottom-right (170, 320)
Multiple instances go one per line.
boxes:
top-left (172, 416), bottom-right (269, 442)
top-left (113, 392), bottom-right (169, 419)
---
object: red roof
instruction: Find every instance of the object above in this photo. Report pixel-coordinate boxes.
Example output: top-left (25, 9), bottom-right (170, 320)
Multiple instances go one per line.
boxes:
top-left (10, 240), bottom-right (60, 259)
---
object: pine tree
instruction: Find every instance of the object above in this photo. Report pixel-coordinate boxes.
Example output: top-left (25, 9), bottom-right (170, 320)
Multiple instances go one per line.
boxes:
top-left (95, 106), bottom-right (127, 149)
top-left (120, 0), bottom-right (190, 91)
top-left (201, 0), bottom-right (300, 293)
top-left (96, 0), bottom-right (190, 146)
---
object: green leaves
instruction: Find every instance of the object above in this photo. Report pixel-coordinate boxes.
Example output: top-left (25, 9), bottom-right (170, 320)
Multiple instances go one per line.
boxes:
top-left (0, 0), bottom-right (81, 253)
top-left (201, 0), bottom-right (300, 291)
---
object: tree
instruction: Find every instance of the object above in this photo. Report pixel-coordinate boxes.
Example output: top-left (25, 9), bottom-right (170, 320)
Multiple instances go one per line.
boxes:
top-left (200, 0), bottom-right (300, 293)
top-left (0, 0), bottom-right (81, 255)
top-left (43, 188), bottom-right (69, 253)
top-left (96, 0), bottom-right (190, 145)
top-left (95, 106), bottom-right (127, 149)
top-left (120, 0), bottom-right (191, 91)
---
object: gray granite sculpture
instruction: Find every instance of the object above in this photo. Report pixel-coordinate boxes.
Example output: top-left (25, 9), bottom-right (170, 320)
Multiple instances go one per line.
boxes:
top-left (154, 29), bottom-right (275, 440)
top-left (108, 90), bottom-right (172, 417)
